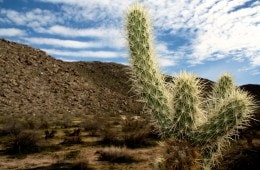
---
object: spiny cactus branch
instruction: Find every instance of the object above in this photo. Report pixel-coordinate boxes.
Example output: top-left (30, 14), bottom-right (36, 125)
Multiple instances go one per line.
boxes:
top-left (126, 4), bottom-right (172, 136)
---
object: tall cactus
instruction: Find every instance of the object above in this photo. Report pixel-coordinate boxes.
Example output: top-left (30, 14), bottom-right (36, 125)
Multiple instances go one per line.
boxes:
top-left (126, 4), bottom-right (256, 169)
top-left (126, 4), bottom-right (172, 136)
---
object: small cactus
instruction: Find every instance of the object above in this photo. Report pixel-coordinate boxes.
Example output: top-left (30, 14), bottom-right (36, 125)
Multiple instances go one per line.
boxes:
top-left (126, 4), bottom-right (256, 169)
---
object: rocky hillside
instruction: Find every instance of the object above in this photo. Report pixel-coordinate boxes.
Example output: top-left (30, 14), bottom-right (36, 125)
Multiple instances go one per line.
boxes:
top-left (0, 39), bottom-right (259, 119)
top-left (0, 39), bottom-right (143, 116)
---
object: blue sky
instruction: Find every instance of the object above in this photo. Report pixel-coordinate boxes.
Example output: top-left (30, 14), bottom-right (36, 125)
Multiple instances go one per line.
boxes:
top-left (0, 0), bottom-right (259, 85)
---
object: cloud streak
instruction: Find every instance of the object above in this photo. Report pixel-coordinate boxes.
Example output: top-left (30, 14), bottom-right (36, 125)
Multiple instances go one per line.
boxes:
top-left (42, 48), bottom-right (126, 59)
top-left (23, 37), bottom-right (103, 49)
top-left (0, 28), bottom-right (26, 37)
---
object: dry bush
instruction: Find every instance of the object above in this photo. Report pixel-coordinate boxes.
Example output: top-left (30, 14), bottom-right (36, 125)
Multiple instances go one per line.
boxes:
top-left (24, 118), bottom-right (36, 129)
top-left (5, 130), bottom-right (40, 154)
top-left (121, 116), bottom-right (147, 132)
top-left (1, 119), bottom-right (25, 136)
top-left (96, 146), bottom-right (135, 163)
top-left (124, 130), bottom-right (150, 148)
top-left (61, 136), bottom-right (82, 145)
top-left (81, 119), bottom-right (102, 136)
top-left (64, 150), bottom-right (81, 160)
top-left (155, 139), bottom-right (201, 170)
top-left (99, 128), bottom-right (121, 146)
top-left (39, 118), bottom-right (49, 129)
top-left (49, 159), bottom-right (92, 170)
top-left (121, 116), bottom-right (153, 148)
top-left (71, 159), bottom-right (92, 170)
top-left (44, 129), bottom-right (57, 140)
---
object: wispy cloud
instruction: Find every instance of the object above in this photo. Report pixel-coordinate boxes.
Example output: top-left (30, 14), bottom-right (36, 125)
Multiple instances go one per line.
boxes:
top-left (251, 56), bottom-right (260, 66)
top-left (42, 48), bottom-right (126, 59)
top-left (36, 25), bottom-right (125, 50)
top-left (0, 8), bottom-right (62, 27)
top-left (23, 37), bottom-right (102, 49)
top-left (143, 0), bottom-right (260, 66)
top-left (36, 0), bottom-right (131, 24)
top-left (0, 28), bottom-right (26, 36)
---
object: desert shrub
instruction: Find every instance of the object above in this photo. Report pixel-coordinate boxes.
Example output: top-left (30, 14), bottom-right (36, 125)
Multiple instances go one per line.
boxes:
top-left (5, 130), bottom-right (40, 154)
top-left (48, 160), bottom-right (92, 170)
top-left (71, 159), bottom-right (92, 170)
top-left (99, 128), bottom-right (122, 146)
top-left (64, 150), bottom-right (81, 160)
top-left (81, 119), bottom-right (101, 136)
top-left (64, 128), bottom-right (81, 137)
top-left (96, 147), bottom-right (135, 163)
top-left (147, 124), bottom-right (161, 140)
top-left (39, 118), bottom-right (49, 129)
top-left (57, 113), bottom-right (73, 128)
top-left (24, 118), bottom-right (36, 129)
top-left (123, 130), bottom-right (149, 148)
top-left (121, 116), bottom-right (147, 132)
top-left (155, 139), bottom-right (201, 170)
top-left (44, 129), bottom-right (57, 140)
top-left (61, 136), bottom-right (82, 145)
top-left (1, 119), bottom-right (25, 136)
top-left (121, 117), bottom-right (152, 147)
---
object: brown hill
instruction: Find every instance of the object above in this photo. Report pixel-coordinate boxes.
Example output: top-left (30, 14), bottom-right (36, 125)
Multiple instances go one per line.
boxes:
top-left (0, 39), bottom-right (259, 118)
top-left (0, 39), bottom-right (143, 117)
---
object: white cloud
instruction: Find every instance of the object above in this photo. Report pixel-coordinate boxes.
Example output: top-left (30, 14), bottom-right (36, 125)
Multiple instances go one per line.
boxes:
top-left (37, 25), bottom-right (113, 37)
top-left (0, 28), bottom-right (26, 37)
top-left (251, 56), bottom-right (260, 66)
top-left (42, 48), bottom-right (126, 58)
top-left (145, 0), bottom-right (259, 66)
top-left (36, 0), bottom-right (132, 23)
top-left (36, 25), bottom-right (126, 50)
top-left (0, 8), bottom-right (62, 27)
top-left (23, 37), bottom-right (102, 49)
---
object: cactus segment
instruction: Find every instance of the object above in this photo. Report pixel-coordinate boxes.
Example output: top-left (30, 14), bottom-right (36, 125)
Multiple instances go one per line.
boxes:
top-left (193, 89), bottom-right (255, 145)
top-left (208, 73), bottom-right (235, 113)
top-left (212, 73), bottom-right (234, 99)
top-left (126, 4), bottom-right (172, 136)
top-left (171, 72), bottom-right (204, 139)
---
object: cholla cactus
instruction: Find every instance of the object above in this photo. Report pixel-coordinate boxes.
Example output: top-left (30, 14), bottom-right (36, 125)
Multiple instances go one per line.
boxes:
top-left (126, 4), bottom-right (256, 169)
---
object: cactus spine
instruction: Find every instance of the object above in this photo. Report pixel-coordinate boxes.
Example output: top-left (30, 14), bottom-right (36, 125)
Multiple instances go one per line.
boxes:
top-left (126, 4), bottom-right (256, 169)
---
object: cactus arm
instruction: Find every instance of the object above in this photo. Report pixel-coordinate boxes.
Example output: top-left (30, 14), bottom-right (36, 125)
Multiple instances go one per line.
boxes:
top-left (207, 73), bottom-right (235, 113)
top-left (126, 4), bottom-right (172, 136)
top-left (171, 72), bottom-right (205, 139)
top-left (192, 89), bottom-right (255, 145)
top-left (211, 73), bottom-right (234, 99)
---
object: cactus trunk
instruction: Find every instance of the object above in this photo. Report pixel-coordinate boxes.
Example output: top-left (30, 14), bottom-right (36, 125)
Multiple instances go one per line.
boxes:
top-left (126, 5), bottom-right (172, 136)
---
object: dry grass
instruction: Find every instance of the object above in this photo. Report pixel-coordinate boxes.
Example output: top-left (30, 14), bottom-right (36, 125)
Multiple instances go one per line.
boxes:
top-left (5, 130), bottom-right (40, 154)
top-left (96, 146), bottom-right (136, 163)
top-left (0, 112), bottom-right (259, 169)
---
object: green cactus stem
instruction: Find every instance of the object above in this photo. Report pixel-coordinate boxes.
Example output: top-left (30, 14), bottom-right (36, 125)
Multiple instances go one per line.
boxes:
top-left (126, 4), bottom-right (172, 136)
top-left (193, 89), bottom-right (254, 145)
top-left (171, 72), bottom-right (204, 140)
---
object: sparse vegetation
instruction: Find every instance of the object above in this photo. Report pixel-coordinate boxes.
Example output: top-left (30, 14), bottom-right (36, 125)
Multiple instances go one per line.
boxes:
top-left (5, 130), bottom-right (40, 154)
top-left (96, 147), bottom-right (136, 163)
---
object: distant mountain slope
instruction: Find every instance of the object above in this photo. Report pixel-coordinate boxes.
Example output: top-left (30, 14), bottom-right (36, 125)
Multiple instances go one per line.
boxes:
top-left (0, 39), bottom-right (259, 119)
top-left (0, 39), bottom-right (143, 116)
